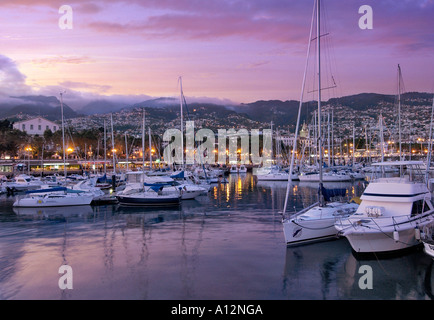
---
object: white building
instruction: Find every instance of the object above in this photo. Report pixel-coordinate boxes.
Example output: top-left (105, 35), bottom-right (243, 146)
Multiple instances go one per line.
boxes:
top-left (13, 117), bottom-right (60, 135)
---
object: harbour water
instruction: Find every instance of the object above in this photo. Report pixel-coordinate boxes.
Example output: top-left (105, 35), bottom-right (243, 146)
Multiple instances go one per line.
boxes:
top-left (0, 173), bottom-right (433, 300)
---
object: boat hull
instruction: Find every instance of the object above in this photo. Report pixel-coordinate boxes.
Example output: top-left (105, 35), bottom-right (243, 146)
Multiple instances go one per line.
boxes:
top-left (13, 194), bottom-right (94, 207)
top-left (298, 174), bottom-right (352, 182)
top-left (4, 184), bottom-right (41, 192)
top-left (337, 214), bottom-right (434, 254)
top-left (257, 174), bottom-right (298, 181)
top-left (342, 228), bottom-right (421, 254)
top-left (180, 189), bottom-right (204, 200)
top-left (283, 202), bottom-right (358, 246)
top-left (423, 240), bottom-right (434, 259)
top-left (283, 217), bottom-right (340, 246)
top-left (117, 194), bottom-right (181, 207)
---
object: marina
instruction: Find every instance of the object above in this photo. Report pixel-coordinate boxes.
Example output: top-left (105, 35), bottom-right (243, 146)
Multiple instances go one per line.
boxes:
top-left (0, 172), bottom-right (433, 300)
top-left (1, 0), bottom-right (433, 304)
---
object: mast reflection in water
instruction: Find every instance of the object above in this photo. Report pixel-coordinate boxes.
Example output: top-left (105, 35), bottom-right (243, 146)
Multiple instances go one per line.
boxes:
top-left (0, 173), bottom-right (432, 300)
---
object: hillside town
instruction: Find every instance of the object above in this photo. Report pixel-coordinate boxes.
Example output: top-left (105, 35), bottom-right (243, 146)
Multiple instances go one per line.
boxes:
top-left (0, 92), bottom-right (432, 176)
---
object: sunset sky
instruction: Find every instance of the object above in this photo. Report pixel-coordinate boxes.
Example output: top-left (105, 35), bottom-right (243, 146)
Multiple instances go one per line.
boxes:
top-left (0, 0), bottom-right (433, 109)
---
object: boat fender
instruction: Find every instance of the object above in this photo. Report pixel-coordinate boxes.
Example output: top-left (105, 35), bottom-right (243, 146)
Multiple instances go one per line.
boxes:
top-left (415, 227), bottom-right (421, 241)
top-left (393, 231), bottom-right (399, 242)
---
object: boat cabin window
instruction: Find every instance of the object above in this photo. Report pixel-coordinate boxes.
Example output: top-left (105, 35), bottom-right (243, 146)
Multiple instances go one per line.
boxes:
top-left (411, 200), bottom-right (430, 216)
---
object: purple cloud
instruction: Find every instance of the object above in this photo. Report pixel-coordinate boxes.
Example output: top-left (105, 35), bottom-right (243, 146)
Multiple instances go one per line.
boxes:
top-left (0, 55), bottom-right (30, 96)
top-left (32, 55), bottom-right (94, 67)
top-left (58, 81), bottom-right (112, 93)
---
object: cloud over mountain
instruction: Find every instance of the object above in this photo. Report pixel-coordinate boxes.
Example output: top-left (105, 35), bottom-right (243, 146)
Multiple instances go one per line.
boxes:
top-left (0, 55), bottom-right (31, 97)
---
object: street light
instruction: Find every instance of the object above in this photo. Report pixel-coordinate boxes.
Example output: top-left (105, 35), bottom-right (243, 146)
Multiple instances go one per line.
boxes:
top-left (25, 146), bottom-right (32, 174)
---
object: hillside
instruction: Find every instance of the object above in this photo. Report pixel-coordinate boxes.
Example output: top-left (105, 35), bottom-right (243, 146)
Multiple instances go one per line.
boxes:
top-left (0, 95), bottom-right (79, 121)
top-left (0, 92), bottom-right (431, 131)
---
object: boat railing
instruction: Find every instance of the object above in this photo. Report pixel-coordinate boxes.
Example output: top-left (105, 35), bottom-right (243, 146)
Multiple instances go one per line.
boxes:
top-left (369, 162), bottom-right (427, 184)
top-left (336, 212), bottom-right (423, 232)
top-left (282, 201), bottom-right (319, 221)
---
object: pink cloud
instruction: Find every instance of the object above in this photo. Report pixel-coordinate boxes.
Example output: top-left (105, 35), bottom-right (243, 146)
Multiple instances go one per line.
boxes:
top-left (32, 55), bottom-right (94, 67)
top-left (0, 0), bottom-right (432, 103)
top-left (58, 80), bottom-right (112, 92)
top-left (87, 12), bottom-right (307, 44)
top-left (2, 0), bottom-right (433, 52)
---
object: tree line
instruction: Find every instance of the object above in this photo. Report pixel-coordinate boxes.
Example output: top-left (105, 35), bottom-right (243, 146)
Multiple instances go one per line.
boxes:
top-left (0, 119), bottom-right (161, 161)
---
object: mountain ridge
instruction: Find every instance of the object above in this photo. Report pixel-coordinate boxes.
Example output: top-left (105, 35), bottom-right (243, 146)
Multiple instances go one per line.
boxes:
top-left (0, 92), bottom-right (431, 127)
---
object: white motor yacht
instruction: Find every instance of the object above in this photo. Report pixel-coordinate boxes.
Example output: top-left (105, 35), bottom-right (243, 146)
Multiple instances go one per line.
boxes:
top-left (298, 170), bottom-right (352, 182)
top-left (238, 165), bottom-right (248, 173)
top-left (335, 161), bottom-right (434, 254)
top-left (4, 174), bottom-right (44, 192)
top-left (229, 165), bottom-right (238, 174)
top-left (13, 187), bottom-right (94, 207)
top-left (256, 166), bottom-right (297, 181)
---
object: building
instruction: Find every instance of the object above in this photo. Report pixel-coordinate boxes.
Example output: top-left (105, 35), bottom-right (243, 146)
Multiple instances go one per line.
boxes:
top-left (299, 122), bottom-right (309, 139)
top-left (13, 117), bottom-right (60, 135)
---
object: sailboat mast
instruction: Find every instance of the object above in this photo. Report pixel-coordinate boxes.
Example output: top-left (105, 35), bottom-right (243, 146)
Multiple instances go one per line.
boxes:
top-left (365, 125), bottom-right (368, 163)
top-left (271, 121), bottom-right (274, 163)
top-left (125, 132), bottom-right (129, 172)
top-left (352, 124), bottom-right (355, 166)
top-left (398, 64), bottom-right (402, 161)
top-left (317, 0), bottom-right (323, 186)
top-left (380, 113), bottom-right (384, 162)
top-left (282, 0), bottom-right (316, 214)
top-left (149, 127), bottom-right (152, 170)
top-left (331, 110), bottom-right (334, 164)
top-left (179, 77), bottom-right (184, 168)
top-left (327, 112), bottom-right (331, 167)
top-left (142, 108), bottom-right (145, 174)
top-left (60, 92), bottom-right (67, 180)
top-left (425, 96), bottom-right (434, 183)
top-left (314, 111), bottom-right (317, 164)
top-left (104, 119), bottom-right (107, 175)
top-left (110, 113), bottom-right (116, 175)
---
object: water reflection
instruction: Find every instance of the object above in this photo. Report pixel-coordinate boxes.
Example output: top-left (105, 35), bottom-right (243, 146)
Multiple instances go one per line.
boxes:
top-left (12, 206), bottom-right (94, 221)
top-left (283, 240), bottom-right (434, 300)
top-left (340, 249), bottom-right (434, 300)
top-left (0, 173), bottom-right (432, 300)
top-left (282, 239), bottom-right (352, 299)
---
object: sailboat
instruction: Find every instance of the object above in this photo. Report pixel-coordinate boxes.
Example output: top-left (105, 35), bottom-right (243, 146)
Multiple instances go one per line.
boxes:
top-left (116, 184), bottom-right (181, 207)
top-left (282, 0), bottom-right (359, 246)
top-left (256, 165), bottom-right (295, 181)
top-left (13, 92), bottom-right (94, 208)
top-left (298, 170), bottom-right (352, 182)
top-left (238, 164), bottom-right (248, 173)
top-left (115, 107), bottom-right (181, 206)
top-left (12, 187), bottom-right (94, 207)
top-left (117, 78), bottom-right (198, 206)
top-left (170, 170), bottom-right (209, 198)
top-left (229, 164), bottom-right (238, 174)
top-left (257, 125), bottom-right (296, 181)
